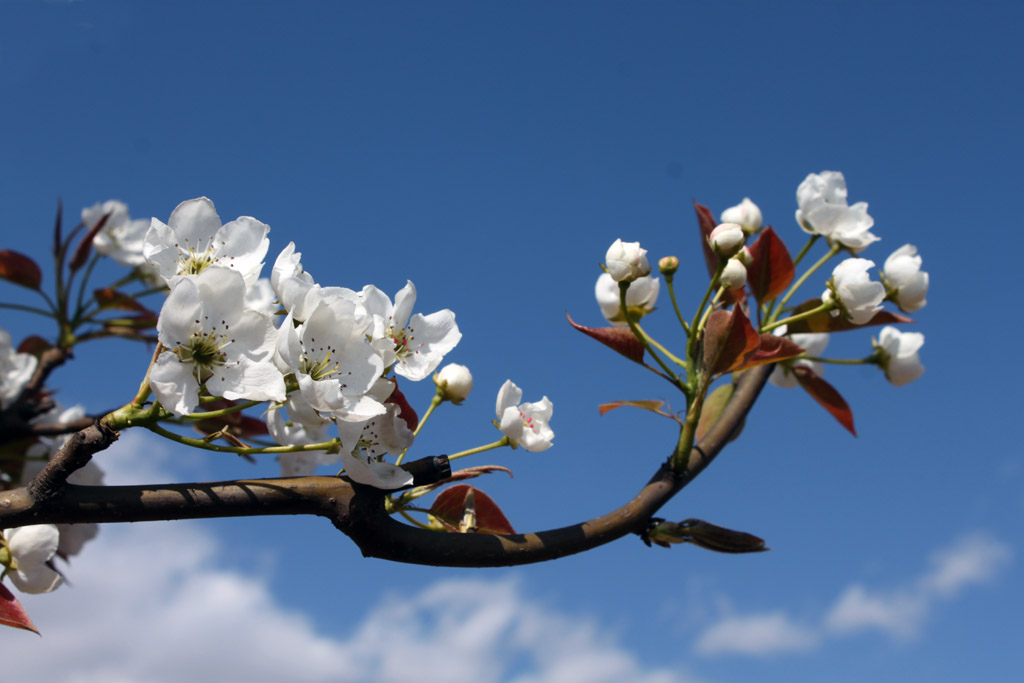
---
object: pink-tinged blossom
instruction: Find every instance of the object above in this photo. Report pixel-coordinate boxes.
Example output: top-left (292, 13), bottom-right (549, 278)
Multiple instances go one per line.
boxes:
top-left (721, 198), bottom-right (763, 234)
top-left (144, 197), bottom-right (270, 288)
top-left (822, 258), bottom-right (886, 325)
top-left (875, 326), bottom-right (925, 386)
top-left (709, 223), bottom-right (746, 258)
top-left (595, 273), bottom-right (659, 326)
top-left (152, 267), bottom-right (285, 416)
top-left (883, 244), bottom-right (929, 313)
top-left (796, 171), bottom-right (879, 253)
top-left (2, 524), bottom-right (63, 594)
top-left (496, 380), bottom-right (554, 452)
top-left (720, 258), bottom-right (748, 290)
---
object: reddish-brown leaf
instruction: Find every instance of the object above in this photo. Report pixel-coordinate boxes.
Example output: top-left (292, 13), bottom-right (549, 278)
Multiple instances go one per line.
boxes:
top-left (566, 313), bottom-right (645, 363)
top-left (430, 484), bottom-right (516, 535)
top-left (93, 288), bottom-right (153, 314)
top-left (0, 250), bottom-right (43, 290)
top-left (785, 299), bottom-right (913, 334)
top-left (793, 365), bottom-right (857, 436)
top-left (69, 213), bottom-right (110, 272)
top-left (740, 334), bottom-right (806, 370)
top-left (693, 201), bottom-right (720, 279)
top-left (16, 335), bottom-right (53, 357)
top-left (703, 306), bottom-right (760, 376)
top-left (0, 583), bottom-right (40, 634)
top-left (597, 399), bottom-right (679, 423)
top-left (386, 381), bottom-right (419, 432)
top-left (747, 227), bottom-right (794, 304)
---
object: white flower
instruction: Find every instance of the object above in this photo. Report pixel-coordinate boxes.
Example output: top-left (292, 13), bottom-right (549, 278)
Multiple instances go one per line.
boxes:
top-left (769, 327), bottom-right (831, 388)
top-left (0, 326), bottom-right (37, 410)
top-left (604, 239), bottom-right (651, 282)
top-left (2, 524), bottom-right (63, 594)
top-left (335, 380), bottom-right (416, 489)
top-left (144, 197), bottom-right (270, 288)
top-left (270, 242), bottom-right (329, 322)
top-left (275, 292), bottom-right (385, 421)
top-left (360, 281), bottom-right (462, 382)
top-left (883, 244), bottom-right (929, 313)
top-left (436, 363), bottom-right (473, 403)
top-left (595, 273), bottom-right (659, 326)
top-left (244, 278), bottom-right (280, 318)
top-left (822, 258), bottom-right (886, 325)
top-left (496, 380), bottom-right (554, 452)
top-left (721, 198), bottom-right (762, 234)
top-left (720, 258), bottom-right (747, 290)
top-left (795, 171), bottom-right (879, 252)
top-left (151, 267), bottom-right (285, 416)
top-left (267, 393), bottom-right (333, 449)
top-left (709, 223), bottom-right (746, 258)
top-left (82, 200), bottom-right (150, 267)
top-left (875, 326), bottom-right (925, 386)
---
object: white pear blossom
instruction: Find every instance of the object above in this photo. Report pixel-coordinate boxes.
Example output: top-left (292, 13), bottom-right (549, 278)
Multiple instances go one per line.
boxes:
top-left (82, 200), bottom-right (150, 267)
top-left (720, 258), bottom-right (748, 290)
top-left (709, 223), bottom-right (746, 258)
top-left (822, 258), bottom-right (886, 325)
top-left (770, 326), bottom-right (831, 388)
top-left (360, 281), bottom-right (462, 382)
top-left (875, 326), bottom-right (925, 386)
top-left (337, 404), bottom-right (416, 490)
top-left (270, 242), bottom-right (328, 322)
top-left (795, 171), bottom-right (878, 252)
top-left (144, 197), bottom-right (270, 288)
top-left (595, 273), bottom-right (659, 326)
top-left (152, 267), bottom-right (285, 416)
top-left (605, 239), bottom-right (651, 282)
top-left (244, 277), bottom-right (280, 318)
top-left (2, 524), bottom-right (63, 594)
top-left (275, 292), bottom-right (385, 422)
top-left (0, 326), bottom-right (37, 410)
top-left (721, 197), bottom-right (762, 234)
top-left (267, 393), bottom-right (333, 448)
top-left (436, 363), bottom-right (473, 403)
top-left (883, 244), bottom-right (929, 313)
top-left (496, 380), bottom-right (554, 452)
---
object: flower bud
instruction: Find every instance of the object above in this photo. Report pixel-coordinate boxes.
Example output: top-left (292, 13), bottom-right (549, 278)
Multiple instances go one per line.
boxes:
top-left (720, 258), bottom-right (747, 290)
top-left (658, 255), bottom-right (679, 276)
top-left (709, 223), bottom-right (745, 258)
top-left (883, 244), bottom-right (928, 313)
top-left (735, 246), bottom-right (753, 268)
top-left (720, 197), bottom-right (762, 234)
top-left (435, 363), bottom-right (473, 403)
top-left (874, 326), bottom-right (925, 386)
top-left (604, 239), bottom-right (651, 282)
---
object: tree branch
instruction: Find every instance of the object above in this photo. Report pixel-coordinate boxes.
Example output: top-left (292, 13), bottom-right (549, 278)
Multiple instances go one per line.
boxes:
top-left (0, 365), bottom-right (771, 568)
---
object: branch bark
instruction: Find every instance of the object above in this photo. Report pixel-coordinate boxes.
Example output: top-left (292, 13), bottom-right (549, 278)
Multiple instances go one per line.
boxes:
top-left (0, 365), bottom-right (772, 567)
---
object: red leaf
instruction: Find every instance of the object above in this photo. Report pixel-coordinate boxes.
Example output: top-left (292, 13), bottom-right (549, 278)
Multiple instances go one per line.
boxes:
top-left (386, 381), bottom-right (419, 433)
top-left (16, 335), bottom-right (53, 357)
top-left (566, 313), bottom-right (644, 363)
top-left (785, 299), bottom-right (913, 334)
top-left (93, 288), bottom-right (154, 314)
top-left (747, 227), bottom-right (794, 304)
top-left (0, 583), bottom-right (40, 634)
top-left (69, 212), bottom-right (110, 272)
top-left (740, 334), bottom-right (806, 370)
top-left (597, 400), bottom-right (679, 424)
top-left (702, 306), bottom-right (760, 376)
top-left (430, 484), bottom-right (516, 535)
top-left (793, 365), bottom-right (856, 436)
top-left (693, 201), bottom-right (720, 279)
top-left (0, 250), bottom-right (43, 290)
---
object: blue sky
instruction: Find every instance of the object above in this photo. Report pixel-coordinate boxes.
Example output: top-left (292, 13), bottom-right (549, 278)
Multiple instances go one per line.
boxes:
top-left (2, 1), bottom-right (1022, 681)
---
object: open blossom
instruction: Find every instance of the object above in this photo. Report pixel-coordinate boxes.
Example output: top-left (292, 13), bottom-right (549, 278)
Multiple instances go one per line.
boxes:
top-left (796, 171), bottom-right (878, 252)
top-left (496, 380), bottom-right (554, 452)
top-left (275, 292), bottom-right (385, 422)
top-left (0, 326), bottom-right (37, 410)
top-left (605, 239), bottom-right (651, 282)
top-left (152, 267), bottom-right (285, 416)
top-left (883, 244), bottom-right (929, 313)
top-left (360, 281), bottom-right (462, 382)
top-left (337, 400), bottom-right (416, 490)
top-left (875, 326), bottom-right (925, 386)
top-left (144, 197), bottom-right (270, 287)
top-left (2, 524), bottom-right (63, 594)
top-left (770, 327), bottom-right (831, 388)
top-left (822, 258), bottom-right (886, 325)
top-left (721, 198), bottom-right (762, 234)
top-left (436, 363), bottom-right (473, 403)
top-left (82, 200), bottom-right (150, 267)
top-left (595, 273), bottom-right (659, 326)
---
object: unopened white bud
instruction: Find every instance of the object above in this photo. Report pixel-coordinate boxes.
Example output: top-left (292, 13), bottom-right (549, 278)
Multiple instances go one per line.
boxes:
top-left (720, 198), bottom-right (762, 234)
top-left (709, 223), bottom-right (745, 258)
top-left (720, 259), bottom-right (747, 290)
top-left (436, 363), bottom-right (473, 403)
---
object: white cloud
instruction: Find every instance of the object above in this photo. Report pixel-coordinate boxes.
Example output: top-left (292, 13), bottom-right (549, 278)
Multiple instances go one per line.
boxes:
top-left (6, 434), bottom-right (698, 683)
top-left (693, 612), bottom-right (819, 656)
top-left (695, 532), bottom-right (1013, 656)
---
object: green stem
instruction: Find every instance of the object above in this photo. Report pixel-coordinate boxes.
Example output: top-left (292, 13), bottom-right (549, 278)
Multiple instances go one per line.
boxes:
top-left (770, 242), bottom-right (841, 324)
top-left (663, 274), bottom-right (691, 337)
top-left (620, 282), bottom-right (682, 386)
top-left (447, 437), bottom-right (510, 462)
top-left (805, 354), bottom-right (878, 366)
top-left (762, 301), bottom-right (835, 333)
top-left (182, 399), bottom-right (263, 421)
top-left (146, 421), bottom-right (339, 456)
top-left (790, 234), bottom-right (820, 269)
top-left (632, 322), bottom-right (686, 367)
top-left (0, 302), bottom-right (56, 317)
top-left (71, 252), bottom-right (102, 327)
